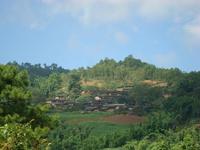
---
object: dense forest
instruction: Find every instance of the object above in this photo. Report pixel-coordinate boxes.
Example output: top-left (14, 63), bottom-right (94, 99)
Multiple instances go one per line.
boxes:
top-left (1, 55), bottom-right (200, 149)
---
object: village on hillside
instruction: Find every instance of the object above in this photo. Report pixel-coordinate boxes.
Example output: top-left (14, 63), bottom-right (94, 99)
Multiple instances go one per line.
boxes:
top-left (47, 87), bottom-right (134, 112)
top-left (46, 80), bottom-right (169, 113)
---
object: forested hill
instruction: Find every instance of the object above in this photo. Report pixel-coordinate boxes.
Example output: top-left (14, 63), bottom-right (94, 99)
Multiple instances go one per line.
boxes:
top-left (5, 55), bottom-right (186, 105)
top-left (7, 61), bottom-right (69, 80)
top-left (8, 55), bottom-right (184, 84)
top-left (77, 55), bottom-right (183, 84)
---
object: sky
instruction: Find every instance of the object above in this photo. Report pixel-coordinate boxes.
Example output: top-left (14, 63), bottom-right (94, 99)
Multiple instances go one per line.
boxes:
top-left (0, 0), bottom-right (200, 72)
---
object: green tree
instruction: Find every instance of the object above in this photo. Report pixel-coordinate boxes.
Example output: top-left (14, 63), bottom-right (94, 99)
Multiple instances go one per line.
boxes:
top-left (0, 65), bottom-right (31, 116)
top-left (128, 83), bottom-right (163, 114)
top-left (0, 65), bottom-right (53, 149)
top-left (0, 122), bottom-right (50, 150)
top-left (67, 74), bottom-right (81, 101)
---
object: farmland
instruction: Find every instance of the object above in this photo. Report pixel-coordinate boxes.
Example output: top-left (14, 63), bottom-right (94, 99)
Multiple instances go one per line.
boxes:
top-left (54, 111), bottom-right (145, 136)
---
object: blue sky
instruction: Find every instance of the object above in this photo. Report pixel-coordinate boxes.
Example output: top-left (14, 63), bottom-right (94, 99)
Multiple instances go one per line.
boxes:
top-left (0, 0), bottom-right (200, 72)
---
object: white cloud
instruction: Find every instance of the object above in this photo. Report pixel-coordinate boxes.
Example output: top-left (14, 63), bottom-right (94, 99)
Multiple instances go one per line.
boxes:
top-left (137, 0), bottom-right (200, 21)
top-left (137, 0), bottom-right (174, 20)
top-left (41, 0), bottom-right (135, 24)
top-left (183, 16), bottom-right (200, 46)
top-left (1, 0), bottom-right (200, 47)
top-left (135, 0), bottom-right (200, 47)
top-left (41, 0), bottom-right (200, 24)
top-left (2, 0), bottom-right (200, 28)
top-left (0, 0), bottom-right (46, 29)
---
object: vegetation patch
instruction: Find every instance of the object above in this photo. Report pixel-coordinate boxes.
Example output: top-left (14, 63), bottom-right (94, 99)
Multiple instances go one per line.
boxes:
top-left (58, 111), bottom-right (144, 125)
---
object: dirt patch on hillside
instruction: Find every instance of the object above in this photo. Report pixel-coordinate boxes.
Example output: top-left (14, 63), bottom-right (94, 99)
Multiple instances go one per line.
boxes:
top-left (81, 80), bottom-right (104, 88)
top-left (143, 80), bottom-right (168, 87)
top-left (101, 114), bottom-right (144, 124)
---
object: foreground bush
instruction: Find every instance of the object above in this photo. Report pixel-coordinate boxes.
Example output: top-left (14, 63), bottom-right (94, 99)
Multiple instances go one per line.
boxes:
top-left (0, 122), bottom-right (50, 150)
top-left (123, 126), bottom-right (200, 150)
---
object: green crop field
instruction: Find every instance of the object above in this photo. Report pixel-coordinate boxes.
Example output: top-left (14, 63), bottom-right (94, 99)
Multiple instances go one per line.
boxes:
top-left (53, 111), bottom-right (135, 136)
top-left (58, 111), bottom-right (113, 121)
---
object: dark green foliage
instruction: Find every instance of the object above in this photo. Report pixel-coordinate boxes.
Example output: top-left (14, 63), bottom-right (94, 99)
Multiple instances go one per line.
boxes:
top-left (165, 96), bottom-right (200, 123)
top-left (44, 73), bottom-right (61, 98)
top-left (0, 65), bottom-right (56, 149)
top-left (7, 62), bottom-right (69, 80)
top-left (48, 112), bottom-right (172, 150)
top-left (49, 124), bottom-right (92, 150)
top-left (0, 65), bottom-right (31, 116)
top-left (123, 126), bottom-right (200, 150)
top-left (176, 71), bottom-right (200, 98)
top-left (129, 112), bottom-right (173, 140)
top-left (128, 83), bottom-right (164, 114)
top-left (0, 122), bottom-right (50, 150)
top-left (7, 62), bottom-right (69, 102)
top-left (30, 73), bottom-right (61, 102)
top-left (25, 104), bottom-right (56, 128)
top-left (68, 73), bottom-right (81, 100)
top-left (49, 124), bottom-right (130, 150)
top-left (164, 71), bottom-right (200, 123)
top-left (122, 55), bottom-right (146, 69)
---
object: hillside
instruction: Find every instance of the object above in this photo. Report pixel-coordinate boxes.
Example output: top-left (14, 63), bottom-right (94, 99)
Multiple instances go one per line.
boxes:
top-left (1, 57), bottom-right (200, 149)
top-left (6, 56), bottom-right (183, 110)
top-left (6, 56), bottom-right (184, 111)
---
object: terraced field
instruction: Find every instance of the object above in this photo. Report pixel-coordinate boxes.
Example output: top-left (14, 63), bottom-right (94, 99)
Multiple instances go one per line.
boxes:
top-left (58, 111), bottom-right (144, 124)
top-left (55, 111), bottom-right (145, 136)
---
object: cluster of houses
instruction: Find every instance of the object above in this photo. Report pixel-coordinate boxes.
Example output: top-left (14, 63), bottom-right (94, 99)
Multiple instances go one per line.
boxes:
top-left (82, 96), bottom-right (128, 112)
top-left (46, 87), bottom-right (133, 112)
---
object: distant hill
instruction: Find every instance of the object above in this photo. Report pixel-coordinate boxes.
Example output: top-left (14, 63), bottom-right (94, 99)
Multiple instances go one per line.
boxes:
top-left (76, 55), bottom-right (184, 85)
top-left (6, 55), bottom-right (185, 102)
top-left (7, 61), bottom-right (69, 80)
top-left (7, 55), bottom-right (184, 84)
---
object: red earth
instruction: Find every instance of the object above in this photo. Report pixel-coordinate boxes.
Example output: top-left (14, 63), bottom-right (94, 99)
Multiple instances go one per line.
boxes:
top-left (102, 114), bottom-right (144, 124)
